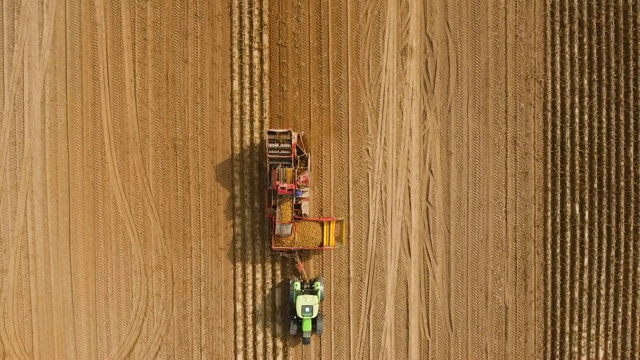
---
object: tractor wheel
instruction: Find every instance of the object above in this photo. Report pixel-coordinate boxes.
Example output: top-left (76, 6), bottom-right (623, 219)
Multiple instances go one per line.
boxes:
top-left (314, 277), bottom-right (325, 302)
top-left (315, 314), bottom-right (324, 335)
top-left (289, 319), bottom-right (298, 336)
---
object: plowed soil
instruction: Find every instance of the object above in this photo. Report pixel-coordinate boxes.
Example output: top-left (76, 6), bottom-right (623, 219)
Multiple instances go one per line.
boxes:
top-left (1, 0), bottom-right (233, 358)
top-left (545, 1), bottom-right (640, 359)
top-left (10, 0), bottom-right (640, 359)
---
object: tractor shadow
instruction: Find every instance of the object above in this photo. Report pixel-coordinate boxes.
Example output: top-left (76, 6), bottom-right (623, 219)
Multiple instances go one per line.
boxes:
top-left (215, 141), bottom-right (314, 348)
top-left (255, 278), bottom-right (303, 348)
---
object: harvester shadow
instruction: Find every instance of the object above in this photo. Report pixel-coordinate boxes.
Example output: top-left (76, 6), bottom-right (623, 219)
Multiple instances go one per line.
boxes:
top-left (215, 142), bottom-right (312, 348)
top-left (215, 142), bottom-right (270, 266)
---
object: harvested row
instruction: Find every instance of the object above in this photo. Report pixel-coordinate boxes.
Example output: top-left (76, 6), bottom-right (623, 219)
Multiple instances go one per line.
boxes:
top-left (545, 0), bottom-right (640, 359)
top-left (231, 0), bottom-right (281, 359)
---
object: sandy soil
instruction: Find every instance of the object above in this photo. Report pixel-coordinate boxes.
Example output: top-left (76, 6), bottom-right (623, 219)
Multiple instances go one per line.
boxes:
top-left (254, 0), bottom-right (543, 359)
top-left (1, 0), bottom-right (233, 358)
top-left (0, 0), bottom-right (549, 359)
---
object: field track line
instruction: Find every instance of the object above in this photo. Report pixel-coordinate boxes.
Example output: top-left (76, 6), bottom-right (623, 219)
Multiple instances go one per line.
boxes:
top-left (118, 0), bottom-right (176, 357)
top-left (47, 1), bottom-right (78, 356)
top-left (513, 0), bottom-right (530, 356)
top-left (467, 0), bottom-right (489, 357)
top-left (26, 0), bottom-right (58, 356)
top-left (354, 1), bottom-right (387, 358)
top-left (429, 0), bottom-right (454, 357)
top-left (0, 5), bottom-right (6, 358)
top-left (406, 2), bottom-right (429, 358)
top-left (450, 1), bottom-right (470, 358)
top-left (0, 1), bottom-right (56, 356)
top-left (380, 0), bottom-right (401, 356)
top-left (87, 0), bottom-right (106, 355)
top-left (0, 0), bottom-right (30, 202)
top-left (487, 0), bottom-right (508, 357)
top-left (95, 0), bottom-right (150, 356)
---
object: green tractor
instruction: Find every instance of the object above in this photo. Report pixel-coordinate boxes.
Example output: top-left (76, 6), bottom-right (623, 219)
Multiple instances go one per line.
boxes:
top-left (289, 277), bottom-right (325, 345)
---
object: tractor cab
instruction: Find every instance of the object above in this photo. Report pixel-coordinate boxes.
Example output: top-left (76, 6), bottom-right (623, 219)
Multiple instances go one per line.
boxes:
top-left (289, 278), bottom-right (325, 345)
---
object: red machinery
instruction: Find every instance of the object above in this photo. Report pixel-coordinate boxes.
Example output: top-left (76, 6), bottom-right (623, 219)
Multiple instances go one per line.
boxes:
top-left (265, 129), bottom-right (345, 251)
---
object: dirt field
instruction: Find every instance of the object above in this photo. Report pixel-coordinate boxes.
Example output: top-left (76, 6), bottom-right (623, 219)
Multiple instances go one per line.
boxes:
top-left (0, 0), bottom-right (556, 359)
top-left (262, 0), bottom-right (543, 358)
top-left (545, 1), bottom-right (640, 359)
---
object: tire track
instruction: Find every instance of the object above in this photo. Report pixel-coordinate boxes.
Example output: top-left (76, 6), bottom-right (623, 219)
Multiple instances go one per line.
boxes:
top-left (0, 0), bottom-right (30, 197)
top-left (1, 1), bottom-right (56, 356)
top-left (352, 2), bottom-right (384, 359)
top-left (378, 1), bottom-right (402, 356)
top-left (46, 9), bottom-right (78, 355)
top-left (532, 4), bottom-right (546, 357)
top-left (513, 0), bottom-right (532, 356)
top-left (0, 4), bottom-right (6, 354)
top-left (405, 2), bottom-right (429, 358)
top-left (379, 2), bottom-right (414, 359)
top-left (450, 1), bottom-right (470, 358)
top-left (147, 1), bottom-right (172, 358)
top-left (95, 1), bottom-right (150, 357)
top-left (119, 0), bottom-right (147, 356)
top-left (507, 0), bottom-right (526, 357)
top-left (167, 0), bottom-right (193, 357)
top-left (129, 2), bottom-right (152, 356)
top-left (466, 0), bottom-right (489, 357)
top-left (186, 0), bottom-right (204, 355)
top-left (120, 1), bottom-right (175, 357)
top-left (325, 0), bottom-right (351, 358)
top-left (106, 0), bottom-right (134, 352)
top-left (89, 0), bottom-right (111, 355)
top-left (488, 0), bottom-right (508, 357)
top-left (0, 1), bottom-right (30, 350)
top-left (211, 0), bottom-right (235, 356)
top-left (430, 0), bottom-right (454, 357)
top-left (67, 0), bottom-right (99, 357)
top-left (24, 17), bottom-right (38, 355)
top-left (26, 1), bottom-right (57, 356)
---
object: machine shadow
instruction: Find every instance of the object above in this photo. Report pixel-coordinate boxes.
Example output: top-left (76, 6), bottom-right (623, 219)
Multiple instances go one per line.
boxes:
top-left (215, 139), bottom-right (314, 348)
top-left (254, 278), bottom-right (303, 348)
top-left (215, 141), bottom-right (271, 266)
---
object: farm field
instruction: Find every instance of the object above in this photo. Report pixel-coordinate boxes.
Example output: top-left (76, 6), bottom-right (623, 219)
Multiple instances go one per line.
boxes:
top-left (0, 0), bottom-right (638, 359)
